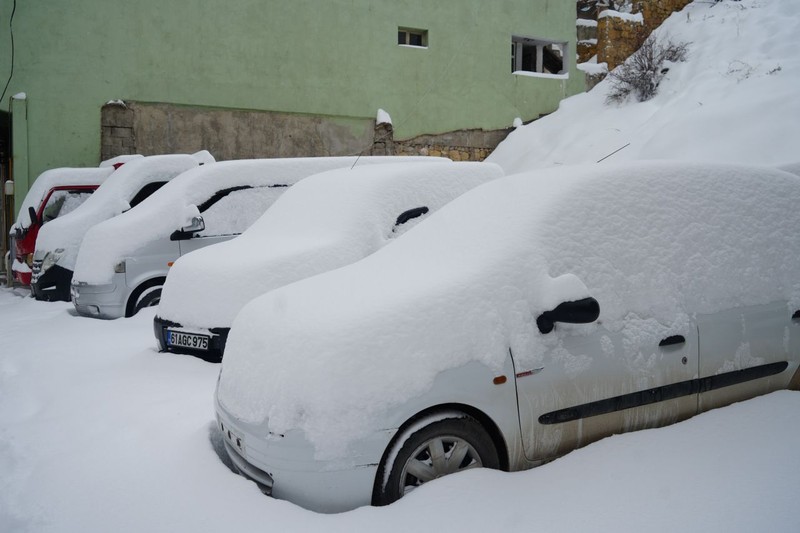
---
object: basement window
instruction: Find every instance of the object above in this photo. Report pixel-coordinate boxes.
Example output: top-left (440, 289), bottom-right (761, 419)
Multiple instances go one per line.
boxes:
top-left (398, 27), bottom-right (428, 48)
top-left (511, 36), bottom-right (569, 77)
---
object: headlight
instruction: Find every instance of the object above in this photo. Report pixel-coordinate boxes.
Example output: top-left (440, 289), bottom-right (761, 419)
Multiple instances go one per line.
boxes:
top-left (41, 248), bottom-right (65, 272)
top-left (113, 260), bottom-right (126, 274)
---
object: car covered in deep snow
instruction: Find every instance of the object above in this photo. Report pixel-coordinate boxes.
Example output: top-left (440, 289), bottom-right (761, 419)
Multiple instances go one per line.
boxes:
top-left (71, 156), bottom-right (434, 319)
top-left (214, 160), bottom-right (800, 512)
top-left (153, 160), bottom-right (502, 361)
top-left (31, 151), bottom-right (214, 302)
top-left (9, 166), bottom-right (117, 286)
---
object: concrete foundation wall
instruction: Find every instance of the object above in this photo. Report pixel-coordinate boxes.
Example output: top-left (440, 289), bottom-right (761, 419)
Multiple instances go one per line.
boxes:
top-left (101, 102), bottom-right (376, 161)
top-left (102, 102), bottom-right (511, 162)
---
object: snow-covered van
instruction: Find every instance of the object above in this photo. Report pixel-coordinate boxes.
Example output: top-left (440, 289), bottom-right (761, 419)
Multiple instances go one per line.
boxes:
top-left (214, 161), bottom-right (800, 512)
top-left (71, 156), bottom-right (439, 319)
top-left (31, 151), bottom-right (214, 302)
top-left (10, 168), bottom-right (114, 285)
top-left (8, 155), bottom-right (143, 285)
top-left (154, 161), bottom-right (504, 362)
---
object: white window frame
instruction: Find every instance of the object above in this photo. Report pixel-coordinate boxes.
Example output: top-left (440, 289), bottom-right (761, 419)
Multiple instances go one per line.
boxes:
top-left (398, 27), bottom-right (428, 49)
top-left (512, 35), bottom-right (569, 79)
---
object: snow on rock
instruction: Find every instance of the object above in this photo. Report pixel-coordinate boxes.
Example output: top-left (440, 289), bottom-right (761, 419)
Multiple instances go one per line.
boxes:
top-left (376, 108), bottom-right (392, 125)
top-left (488, 0), bottom-right (800, 173)
top-left (598, 10), bottom-right (643, 23)
top-left (35, 152), bottom-right (214, 272)
top-left (218, 160), bottom-right (800, 458)
top-left (10, 167), bottom-right (115, 232)
top-left (157, 161), bottom-right (502, 330)
top-left (577, 61), bottom-right (608, 75)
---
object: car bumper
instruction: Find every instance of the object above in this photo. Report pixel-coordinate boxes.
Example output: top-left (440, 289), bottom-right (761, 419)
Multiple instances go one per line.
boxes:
top-left (71, 279), bottom-right (126, 319)
top-left (30, 262), bottom-right (73, 302)
top-left (215, 399), bottom-right (392, 513)
top-left (153, 315), bottom-right (230, 363)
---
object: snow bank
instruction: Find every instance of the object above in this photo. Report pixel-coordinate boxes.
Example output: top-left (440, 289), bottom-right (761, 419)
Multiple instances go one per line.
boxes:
top-left (488, 0), bottom-right (800, 172)
top-left (35, 152), bottom-right (214, 271)
top-left (10, 167), bottom-right (114, 232)
top-left (156, 161), bottom-right (502, 329)
top-left (218, 160), bottom-right (800, 457)
top-left (74, 157), bottom-right (424, 285)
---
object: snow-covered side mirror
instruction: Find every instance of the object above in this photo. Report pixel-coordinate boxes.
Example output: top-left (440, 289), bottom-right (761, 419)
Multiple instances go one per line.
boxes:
top-left (170, 216), bottom-right (205, 241)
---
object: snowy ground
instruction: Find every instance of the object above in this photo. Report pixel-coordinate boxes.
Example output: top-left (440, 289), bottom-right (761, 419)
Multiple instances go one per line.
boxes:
top-left (1, 288), bottom-right (799, 532)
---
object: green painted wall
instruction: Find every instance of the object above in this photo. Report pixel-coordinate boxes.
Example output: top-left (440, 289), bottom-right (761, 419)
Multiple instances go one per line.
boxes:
top-left (0, 0), bottom-right (582, 215)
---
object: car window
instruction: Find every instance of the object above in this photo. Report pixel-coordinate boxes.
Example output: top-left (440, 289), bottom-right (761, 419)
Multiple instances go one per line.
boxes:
top-left (41, 190), bottom-right (93, 223)
top-left (129, 181), bottom-right (168, 209)
top-left (196, 186), bottom-right (288, 238)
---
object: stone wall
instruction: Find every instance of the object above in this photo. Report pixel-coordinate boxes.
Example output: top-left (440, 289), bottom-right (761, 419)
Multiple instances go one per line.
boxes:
top-left (372, 124), bottom-right (512, 162)
top-left (102, 102), bottom-right (511, 163)
top-left (592, 0), bottom-right (693, 72)
top-left (634, 0), bottom-right (693, 31)
top-left (597, 13), bottom-right (646, 71)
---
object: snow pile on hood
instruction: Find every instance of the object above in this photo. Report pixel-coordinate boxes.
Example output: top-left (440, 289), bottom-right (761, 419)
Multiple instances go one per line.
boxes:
top-left (157, 161), bottom-right (502, 329)
top-left (488, 0), bottom-right (800, 172)
top-left (73, 157), bottom-right (427, 285)
top-left (35, 152), bottom-right (214, 271)
top-left (217, 161), bottom-right (800, 457)
top-left (11, 167), bottom-right (115, 232)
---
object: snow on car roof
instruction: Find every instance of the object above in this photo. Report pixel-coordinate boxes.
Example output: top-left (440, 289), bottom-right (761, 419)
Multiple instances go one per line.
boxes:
top-left (11, 167), bottom-right (115, 232)
top-left (156, 160), bottom-right (503, 329)
top-left (73, 156), bottom-right (438, 285)
top-left (217, 160), bottom-right (800, 458)
top-left (35, 152), bottom-right (214, 271)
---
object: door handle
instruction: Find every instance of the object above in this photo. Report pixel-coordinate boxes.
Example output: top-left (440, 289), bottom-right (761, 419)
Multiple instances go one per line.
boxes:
top-left (793, 310), bottom-right (800, 320)
top-left (659, 335), bottom-right (685, 347)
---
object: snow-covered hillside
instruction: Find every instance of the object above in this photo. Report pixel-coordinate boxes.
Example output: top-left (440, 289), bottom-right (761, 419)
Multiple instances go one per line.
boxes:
top-left (489, 0), bottom-right (800, 173)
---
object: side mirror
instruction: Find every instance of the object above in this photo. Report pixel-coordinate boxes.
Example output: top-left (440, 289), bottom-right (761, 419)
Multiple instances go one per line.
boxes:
top-left (181, 216), bottom-right (205, 234)
top-left (536, 297), bottom-right (600, 334)
top-left (170, 216), bottom-right (205, 241)
top-left (28, 206), bottom-right (38, 227)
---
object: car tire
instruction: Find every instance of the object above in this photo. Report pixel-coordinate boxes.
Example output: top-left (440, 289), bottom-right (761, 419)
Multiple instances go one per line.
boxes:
top-left (375, 413), bottom-right (499, 506)
top-left (126, 278), bottom-right (165, 317)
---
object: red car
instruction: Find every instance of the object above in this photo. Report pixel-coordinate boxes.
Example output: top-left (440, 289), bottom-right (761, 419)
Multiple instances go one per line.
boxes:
top-left (10, 166), bottom-right (118, 285)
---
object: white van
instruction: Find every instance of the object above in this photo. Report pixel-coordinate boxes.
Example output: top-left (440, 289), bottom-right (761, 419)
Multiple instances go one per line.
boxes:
top-left (71, 156), bottom-right (440, 319)
top-left (154, 161), bottom-right (504, 361)
top-left (31, 151), bottom-right (214, 301)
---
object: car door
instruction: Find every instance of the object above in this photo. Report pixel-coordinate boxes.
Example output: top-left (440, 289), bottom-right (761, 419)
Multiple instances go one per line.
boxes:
top-left (513, 307), bottom-right (699, 462)
top-left (697, 301), bottom-right (800, 412)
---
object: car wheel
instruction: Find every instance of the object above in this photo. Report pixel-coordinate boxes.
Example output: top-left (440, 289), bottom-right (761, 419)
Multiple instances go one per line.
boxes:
top-left (375, 413), bottom-right (499, 505)
top-left (126, 278), bottom-right (165, 317)
top-left (133, 287), bottom-right (161, 313)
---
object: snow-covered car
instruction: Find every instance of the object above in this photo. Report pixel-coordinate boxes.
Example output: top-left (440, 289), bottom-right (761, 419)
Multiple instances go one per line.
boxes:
top-left (71, 156), bottom-right (439, 319)
top-left (31, 151), bottom-right (214, 302)
top-left (154, 160), bottom-right (502, 362)
top-left (9, 166), bottom-right (116, 286)
top-left (214, 160), bottom-right (800, 512)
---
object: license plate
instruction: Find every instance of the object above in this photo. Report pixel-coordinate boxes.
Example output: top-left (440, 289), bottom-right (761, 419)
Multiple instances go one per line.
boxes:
top-left (167, 330), bottom-right (210, 351)
top-left (220, 421), bottom-right (246, 456)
